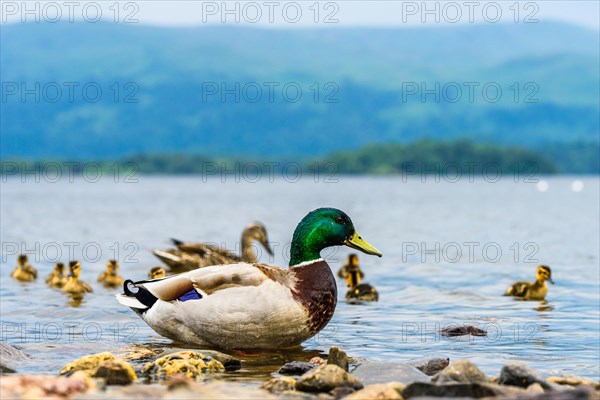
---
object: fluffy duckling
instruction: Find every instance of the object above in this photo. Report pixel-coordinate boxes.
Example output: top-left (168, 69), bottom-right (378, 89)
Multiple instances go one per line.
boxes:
top-left (148, 266), bottom-right (166, 280)
top-left (63, 261), bottom-right (93, 295)
top-left (337, 253), bottom-right (365, 279)
top-left (97, 260), bottom-right (124, 288)
top-left (345, 264), bottom-right (378, 302)
top-left (46, 262), bottom-right (67, 288)
top-left (11, 254), bottom-right (37, 282)
top-left (504, 265), bottom-right (554, 301)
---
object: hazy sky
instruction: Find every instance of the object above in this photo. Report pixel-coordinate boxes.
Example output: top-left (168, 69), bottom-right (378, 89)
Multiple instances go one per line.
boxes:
top-left (2, 1), bottom-right (599, 29)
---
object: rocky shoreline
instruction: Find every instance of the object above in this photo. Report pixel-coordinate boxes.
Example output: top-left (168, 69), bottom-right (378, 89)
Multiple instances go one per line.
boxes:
top-left (1, 343), bottom-right (598, 399)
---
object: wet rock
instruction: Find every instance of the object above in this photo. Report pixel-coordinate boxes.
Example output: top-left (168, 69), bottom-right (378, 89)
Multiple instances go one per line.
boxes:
top-left (60, 352), bottom-right (116, 375)
top-left (403, 381), bottom-right (526, 398)
top-left (345, 382), bottom-right (405, 399)
top-left (120, 344), bottom-right (157, 362)
top-left (91, 359), bottom-right (138, 385)
top-left (327, 347), bottom-right (349, 372)
top-left (141, 350), bottom-right (225, 381)
top-left (279, 361), bottom-right (317, 375)
top-left (59, 352), bottom-right (137, 385)
top-left (90, 384), bottom-right (166, 399)
top-left (0, 373), bottom-right (96, 398)
top-left (169, 380), bottom-right (274, 399)
top-left (198, 350), bottom-right (242, 371)
top-left (262, 376), bottom-right (297, 393)
top-left (162, 348), bottom-right (242, 371)
top-left (330, 386), bottom-right (356, 398)
top-left (526, 383), bottom-right (546, 394)
top-left (0, 343), bottom-right (30, 373)
top-left (310, 357), bottom-right (326, 366)
top-left (440, 325), bottom-right (487, 337)
top-left (499, 363), bottom-right (552, 390)
top-left (548, 375), bottom-right (600, 390)
top-left (495, 386), bottom-right (599, 399)
top-left (408, 357), bottom-right (450, 376)
top-left (351, 360), bottom-right (428, 385)
top-left (432, 360), bottom-right (489, 384)
top-left (296, 364), bottom-right (363, 393)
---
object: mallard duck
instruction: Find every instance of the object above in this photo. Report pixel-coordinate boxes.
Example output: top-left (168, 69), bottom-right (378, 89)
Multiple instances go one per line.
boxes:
top-left (345, 264), bottom-right (378, 302)
top-left (98, 260), bottom-right (124, 288)
top-left (63, 261), bottom-right (93, 294)
top-left (337, 253), bottom-right (365, 279)
top-left (46, 262), bottom-right (67, 288)
top-left (148, 266), bottom-right (166, 280)
top-left (11, 254), bottom-right (37, 282)
top-left (504, 265), bottom-right (554, 301)
top-left (153, 222), bottom-right (273, 272)
top-left (117, 208), bottom-right (382, 349)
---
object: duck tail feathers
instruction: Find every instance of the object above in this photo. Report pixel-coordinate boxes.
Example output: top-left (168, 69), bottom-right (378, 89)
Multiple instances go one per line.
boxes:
top-left (170, 238), bottom-right (184, 246)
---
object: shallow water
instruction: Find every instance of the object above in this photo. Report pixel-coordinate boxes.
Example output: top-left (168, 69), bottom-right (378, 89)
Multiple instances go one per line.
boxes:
top-left (1, 176), bottom-right (599, 381)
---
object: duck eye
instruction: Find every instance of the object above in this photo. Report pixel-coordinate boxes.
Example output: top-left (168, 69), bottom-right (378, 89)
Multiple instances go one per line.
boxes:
top-left (335, 216), bottom-right (344, 224)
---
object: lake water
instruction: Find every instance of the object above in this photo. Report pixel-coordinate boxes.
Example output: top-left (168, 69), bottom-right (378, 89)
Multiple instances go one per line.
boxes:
top-left (1, 175), bottom-right (599, 381)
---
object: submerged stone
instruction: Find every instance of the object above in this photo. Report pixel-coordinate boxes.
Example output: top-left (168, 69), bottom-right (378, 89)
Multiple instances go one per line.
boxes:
top-left (296, 364), bottom-right (363, 393)
top-left (0, 373), bottom-right (96, 398)
top-left (141, 350), bottom-right (225, 381)
top-left (498, 363), bottom-right (551, 390)
top-left (345, 382), bottom-right (405, 399)
top-left (403, 381), bottom-right (526, 398)
top-left (279, 361), bottom-right (317, 375)
top-left (262, 376), bottom-right (298, 393)
top-left (433, 360), bottom-right (489, 384)
top-left (327, 347), bottom-right (349, 372)
top-left (408, 357), bottom-right (450, 376)
top-left (0, 343), bottom-right (30, 373)
top-left (351, 360), bottom-right (429, 385)
top-left (59, 352), bottom-right (116, 376)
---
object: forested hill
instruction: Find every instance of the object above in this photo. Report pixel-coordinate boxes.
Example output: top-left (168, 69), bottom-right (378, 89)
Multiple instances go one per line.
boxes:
top-left (1, 21), bottom-right (598, 159)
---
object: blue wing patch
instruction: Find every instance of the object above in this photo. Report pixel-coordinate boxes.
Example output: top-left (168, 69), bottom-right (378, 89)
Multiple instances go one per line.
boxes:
top-left (178, 288), bottom-right (202, 302)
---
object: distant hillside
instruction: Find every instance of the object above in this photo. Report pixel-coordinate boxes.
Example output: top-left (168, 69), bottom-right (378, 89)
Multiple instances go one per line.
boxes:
top-left (1, 21), bottom-right (598, 159)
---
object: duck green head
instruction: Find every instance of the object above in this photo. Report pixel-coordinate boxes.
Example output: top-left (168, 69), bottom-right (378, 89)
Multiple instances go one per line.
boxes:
top-left (289, 208), bottom-right (382, 266)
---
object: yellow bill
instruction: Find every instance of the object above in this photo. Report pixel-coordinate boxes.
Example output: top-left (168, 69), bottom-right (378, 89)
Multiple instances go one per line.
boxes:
top-left (344, 232), bottom-right (382, 257)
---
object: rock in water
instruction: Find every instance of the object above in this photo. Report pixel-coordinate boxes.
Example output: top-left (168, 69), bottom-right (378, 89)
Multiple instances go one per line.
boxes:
top-left (262, 376), bottom-right (297, 393)
top-left (296, 364), bottom-right (363, 393)
top-left (351, 360), bottom-right (429, 385)
top-left (432, 360), bottom-right (489, 384)
top-left (440, 325), bottom-right (487, 337)
top-left (141, 350), bottom-right (225, 381)
top-left (91, 360), bottom-right (138, 385)
top-left (59, 352), bottom-right (137, 385)
top-left (0, 374), bottom-right (96, 398)
top-left (327, 347), bottom-right (349, 371)
top-left (0, 343), bottom-right (30, 373)
top-left (345, 382), bottom-right (405, 399)
top-left (408, 357), bottom-right (450, 376)
top-left (402, 381), bottom-right (527, 398)
top-left (60, 352), bottom-right (116, 375)
top-left (498, 363), bottom-right (552, 390)
top-left (279, 361), bottom-right (317, 375)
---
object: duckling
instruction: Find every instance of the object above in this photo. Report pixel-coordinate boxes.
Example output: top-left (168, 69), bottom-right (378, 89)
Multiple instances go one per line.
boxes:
top-left (46, 262), bottom-right (67, 288)
top-left (63, 261), bottom-right (93, 294)
top-left (504, 265), bottom-right (554, 301)
top-left (345, 264), bottom-right (378, 302)
top-left (148, 266), bottom-right (166, 280)
top-left (97, 260), bottom-right (124, 288)
top-left (11, 254), bottom-right (37, 282)
top-left (337, 253), bottom-right (365, 279)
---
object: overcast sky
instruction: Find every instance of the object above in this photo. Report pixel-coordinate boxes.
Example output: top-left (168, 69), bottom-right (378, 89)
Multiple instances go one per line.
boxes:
top-left (2, 1), bottom-right (598, 29)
